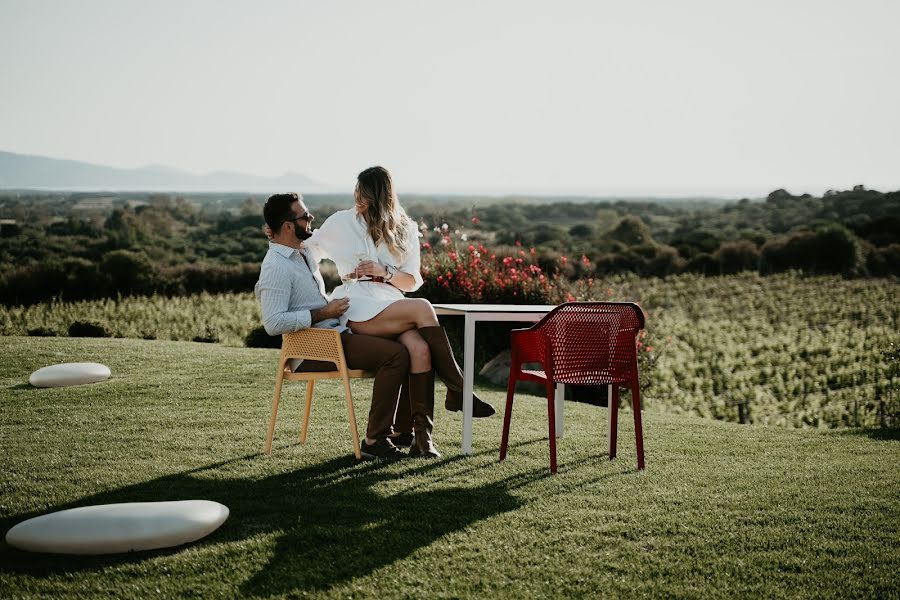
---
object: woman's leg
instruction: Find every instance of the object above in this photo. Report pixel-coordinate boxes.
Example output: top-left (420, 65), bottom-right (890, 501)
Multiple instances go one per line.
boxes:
top-left (396, 329), bottom-right (440, 458)
top-left (396, 329), bottom-right (432, 373)
top-left (348, 298), bottom-right (439, 337)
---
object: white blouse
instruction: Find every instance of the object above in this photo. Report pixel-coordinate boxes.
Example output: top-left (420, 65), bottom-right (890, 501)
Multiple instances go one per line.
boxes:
top-left (307, 208), bottom-right (424, 325)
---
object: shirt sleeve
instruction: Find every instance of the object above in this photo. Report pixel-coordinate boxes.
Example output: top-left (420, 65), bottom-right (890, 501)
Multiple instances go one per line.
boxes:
top-left (307, 212), bottom-right (342, 262)
top-left (255, 257), bottom-right (313, 335)
top-left (397, 217), bottom-right (424, 291)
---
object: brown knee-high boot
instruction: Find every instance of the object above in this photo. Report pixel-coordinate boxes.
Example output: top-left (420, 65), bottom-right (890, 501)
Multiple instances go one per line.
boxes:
top-left (418, 326), bottom-right (496, 418)
top-left (407, 370), bottom-right (440, 458)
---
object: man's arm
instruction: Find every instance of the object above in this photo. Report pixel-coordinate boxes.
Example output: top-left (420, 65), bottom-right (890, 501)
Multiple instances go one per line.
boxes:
top-left (255, 256), bottom-right (314, 335)
top-left (256, 256), bottom-right (350, 335)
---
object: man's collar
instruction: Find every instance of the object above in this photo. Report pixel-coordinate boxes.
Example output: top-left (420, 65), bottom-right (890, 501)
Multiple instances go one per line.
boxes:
top-left (269, 241), bottom-right (304, 257)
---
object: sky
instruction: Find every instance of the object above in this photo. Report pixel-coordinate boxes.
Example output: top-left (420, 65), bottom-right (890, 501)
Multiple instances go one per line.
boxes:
top-left (1, 0), bottom-right (898, 197)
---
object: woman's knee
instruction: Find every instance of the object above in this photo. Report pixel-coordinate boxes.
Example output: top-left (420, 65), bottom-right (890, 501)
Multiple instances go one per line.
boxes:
top-left (399, 331), bottom-right (431, 366)
top-left (412, 298), bottom-right (438, 325)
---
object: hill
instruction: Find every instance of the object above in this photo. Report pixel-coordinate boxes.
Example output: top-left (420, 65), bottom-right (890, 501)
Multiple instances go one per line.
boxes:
top-left (0, 150), bottom-right (326, 192)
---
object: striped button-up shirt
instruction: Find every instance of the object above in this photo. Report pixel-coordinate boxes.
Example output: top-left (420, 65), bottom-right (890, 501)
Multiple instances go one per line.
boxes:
top-left (255, 242), bottom-right (344, 335)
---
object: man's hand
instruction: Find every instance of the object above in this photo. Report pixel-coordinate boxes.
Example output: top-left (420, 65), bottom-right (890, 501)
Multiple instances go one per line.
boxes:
top-left (311, 298), bottom-right (349, 323)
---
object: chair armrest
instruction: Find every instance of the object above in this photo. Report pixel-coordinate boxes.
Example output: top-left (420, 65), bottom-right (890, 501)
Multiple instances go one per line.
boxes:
top-left (510, 328), bottom-right (544, 364)
top-left (280, 328), bottom-right (344, 364)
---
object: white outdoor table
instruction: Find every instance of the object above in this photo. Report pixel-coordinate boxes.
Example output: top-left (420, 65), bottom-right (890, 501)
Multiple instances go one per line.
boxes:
top-left (432, 303), bottom-right (565, 455)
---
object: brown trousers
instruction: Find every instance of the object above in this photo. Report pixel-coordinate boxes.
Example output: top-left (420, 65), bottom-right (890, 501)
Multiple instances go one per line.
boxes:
top-left (299, 332), bottom-right (409, 440)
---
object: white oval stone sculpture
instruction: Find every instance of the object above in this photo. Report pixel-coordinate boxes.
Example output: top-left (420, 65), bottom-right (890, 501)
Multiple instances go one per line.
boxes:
top-left (29, 362), bottom-right (111, 388)
top-left (5, 500), bottom-right (229, 555)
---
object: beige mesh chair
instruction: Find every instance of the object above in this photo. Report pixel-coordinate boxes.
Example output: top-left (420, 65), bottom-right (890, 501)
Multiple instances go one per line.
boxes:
top-left (263, 328), bottom-right (373, 459)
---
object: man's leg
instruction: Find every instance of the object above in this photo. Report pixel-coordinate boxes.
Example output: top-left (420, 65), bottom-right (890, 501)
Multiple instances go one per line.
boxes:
top-left (339, 332), bottom-right (409, 443)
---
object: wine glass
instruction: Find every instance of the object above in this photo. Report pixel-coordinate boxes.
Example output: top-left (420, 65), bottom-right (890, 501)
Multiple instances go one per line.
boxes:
top-left (353, 250), bottom-right (369, 283)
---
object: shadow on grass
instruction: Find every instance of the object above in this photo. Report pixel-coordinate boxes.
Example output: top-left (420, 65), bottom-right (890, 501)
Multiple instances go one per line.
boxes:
top-left (831, 427), bottom-right (900, 442)
top-left (0, 441), bottom-right (554, 596)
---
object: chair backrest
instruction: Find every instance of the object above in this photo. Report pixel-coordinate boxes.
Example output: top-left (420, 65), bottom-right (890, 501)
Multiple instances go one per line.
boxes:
top-left (534, 302), bottom-right (645, 385)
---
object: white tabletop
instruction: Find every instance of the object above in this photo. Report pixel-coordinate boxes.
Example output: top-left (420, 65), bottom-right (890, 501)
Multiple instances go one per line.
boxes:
top-left (433, 303), bottom-right (558, 314)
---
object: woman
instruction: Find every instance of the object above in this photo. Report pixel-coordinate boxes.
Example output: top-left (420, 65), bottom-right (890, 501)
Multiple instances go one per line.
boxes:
top-left (307, 166), bottom-right (495, 458)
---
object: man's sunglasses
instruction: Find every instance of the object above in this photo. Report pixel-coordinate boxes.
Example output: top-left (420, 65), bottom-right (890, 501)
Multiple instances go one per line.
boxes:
top-left (284, 212), bottom-right (313, 224)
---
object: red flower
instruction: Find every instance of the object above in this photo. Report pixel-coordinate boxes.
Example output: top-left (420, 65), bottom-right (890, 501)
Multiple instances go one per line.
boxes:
top-left (566, 294), bottom-right (575, 302)
top-left (581, 255), bottom-right (590, 267)
top-left (471, 216), bottom-right (479, 224)
top-left (645, 346), bottom-right (654, 353)
top-left (422, 242), bottom-right (431, 250)
top-left (515, 240), bottom-right (522, 247)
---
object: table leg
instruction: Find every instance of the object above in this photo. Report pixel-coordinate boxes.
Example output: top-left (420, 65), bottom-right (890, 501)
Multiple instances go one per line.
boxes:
top-left (607, 385), bottom-right (614, 456)
top-left (554, 382), bottom-right (565, 438)
top-left (461, 313), bottom-right (476, 455)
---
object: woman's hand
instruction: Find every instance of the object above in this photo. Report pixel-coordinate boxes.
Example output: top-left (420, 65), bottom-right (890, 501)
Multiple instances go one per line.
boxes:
top-left (355, 260), bottom-right (388, 278)
top-left (263, 224), bottom-right (273, 240)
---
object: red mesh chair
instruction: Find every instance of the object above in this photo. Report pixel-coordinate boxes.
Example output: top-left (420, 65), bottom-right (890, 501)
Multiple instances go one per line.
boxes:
top-left (499, 302), bottom-right (646, 473)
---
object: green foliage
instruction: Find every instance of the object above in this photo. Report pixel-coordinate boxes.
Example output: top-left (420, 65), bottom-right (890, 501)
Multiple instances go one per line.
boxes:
top-left (714, 240), bottom-right (760, 274)
top-left (6, 274), bottom-right (893, 430)
top-left (1, 187), bottom-right (898, 306)
top-left (68, 320), bottom-right (110, 338)
top-left (244, 324), bottom-right (281, 348)
top-left (608, 214), bottom-right (654, 245)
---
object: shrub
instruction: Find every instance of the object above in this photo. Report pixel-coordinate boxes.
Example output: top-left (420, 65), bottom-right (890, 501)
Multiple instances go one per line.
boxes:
top-left (866, 243), bottom-right (900, 276)
top-left (760, 226), bottom-right (864, 276)
top-left (27, 327), bottom-right (57, 337)
top-left (685, 253), bottom-right (718, 275)
top-left (100, 250), bottom-right (158, 296)
top-left (607, 215), bottom-right (654, 246)
top-left (68, 320), bottom-right (111, 338)
top-left (245, 325), bottom-right (282, 349)
top-left (192, 325), bottom-right (220, 344)
top-left (714, 240), bottom-right (760, 274)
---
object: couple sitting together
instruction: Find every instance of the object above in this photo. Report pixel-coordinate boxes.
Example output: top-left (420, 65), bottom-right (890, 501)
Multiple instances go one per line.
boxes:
top-left (255, 165), bottom-right (495, 461)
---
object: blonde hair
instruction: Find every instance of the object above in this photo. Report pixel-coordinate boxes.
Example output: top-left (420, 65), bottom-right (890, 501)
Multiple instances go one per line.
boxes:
top-left (356, 166), bottom-right (410, 260)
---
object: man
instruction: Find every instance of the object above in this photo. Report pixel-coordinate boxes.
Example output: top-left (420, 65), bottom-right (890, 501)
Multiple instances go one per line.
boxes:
top-left (255, 192), bottom-right (410, 460)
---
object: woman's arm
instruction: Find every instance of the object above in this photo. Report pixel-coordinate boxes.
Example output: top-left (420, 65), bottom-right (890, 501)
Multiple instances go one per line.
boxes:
top-left (355, 218), bottom-right (424, 292)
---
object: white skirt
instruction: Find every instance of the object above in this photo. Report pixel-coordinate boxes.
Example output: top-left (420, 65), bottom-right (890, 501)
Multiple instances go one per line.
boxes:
top-left (330, 280), bottom-right (405, 326)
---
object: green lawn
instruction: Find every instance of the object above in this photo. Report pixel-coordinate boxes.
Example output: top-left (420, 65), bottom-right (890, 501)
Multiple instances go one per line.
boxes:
top-left (1, 336), bottom-right (898, 599)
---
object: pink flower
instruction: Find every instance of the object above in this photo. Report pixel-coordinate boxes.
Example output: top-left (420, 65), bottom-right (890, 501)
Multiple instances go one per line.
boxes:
top-left (422, 242), bottom-right (431, 250)
top-left (471, 216), bottom-right (479, 224)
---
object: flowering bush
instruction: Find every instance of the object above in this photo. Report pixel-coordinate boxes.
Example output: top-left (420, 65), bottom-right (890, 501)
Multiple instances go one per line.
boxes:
top-left (414, 219), bottom-right (567, 305)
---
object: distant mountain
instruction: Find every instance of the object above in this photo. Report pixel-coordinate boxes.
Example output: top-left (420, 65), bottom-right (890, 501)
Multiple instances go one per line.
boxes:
top-left (0, 150), bottom-right (329, 192)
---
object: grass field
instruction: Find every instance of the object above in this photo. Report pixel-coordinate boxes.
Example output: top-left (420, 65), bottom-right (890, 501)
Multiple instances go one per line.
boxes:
top-left (2, 337), bottom-right (898, 598)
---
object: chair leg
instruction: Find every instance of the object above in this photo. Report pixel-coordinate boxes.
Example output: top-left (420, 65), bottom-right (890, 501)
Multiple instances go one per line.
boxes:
top-left (264, 367), bottom-right (285, 454)
top-left (300, 380), bottom-right (315, 444)
top-left (547, 382), bottom-right (557, 474)
top-left (499, 369), bottom-right (518, 462)
top-left (341, 375), bottom-right (362, 460)
top-left (609, 385), bottom-right (619, 460)
top-left (631, 379), bottom-right (645, 470)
